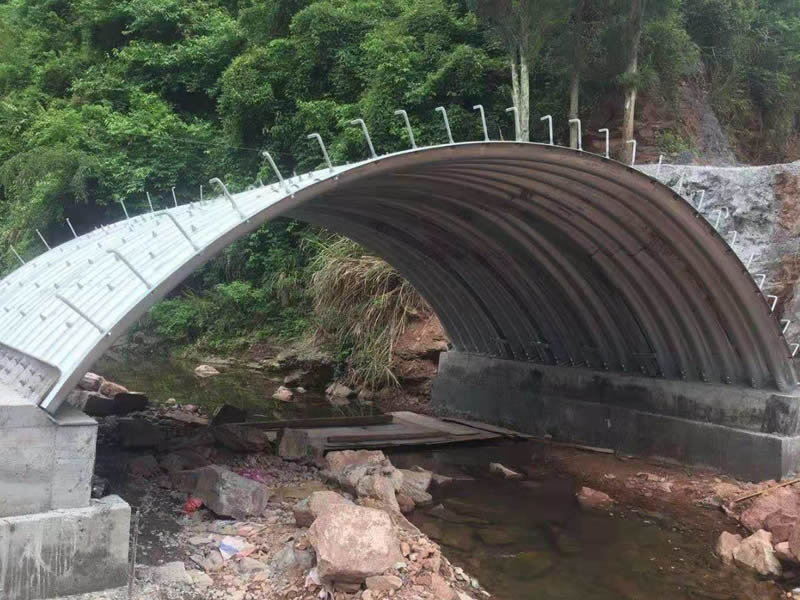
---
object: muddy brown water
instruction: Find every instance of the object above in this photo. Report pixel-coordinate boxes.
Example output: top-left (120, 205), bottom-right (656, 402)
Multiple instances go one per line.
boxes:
top-left (390, 444), bottom-right (780, 600)
top-left (95, 357), bottom-right (779, 599)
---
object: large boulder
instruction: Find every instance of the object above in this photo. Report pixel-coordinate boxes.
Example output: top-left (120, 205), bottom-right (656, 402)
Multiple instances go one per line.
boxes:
top-left (194, 465), bottom-right (271, 519)
top-left (739, 487), bottom-right (800, 532)
top-left (309, 504), bottom-right (403, 584)
top-left (326, 449), bottom-right (386, 472)
top-left (293, 491), bottom-right (354, 528)
top-left (399, 469), bottom-right (433, 506)
top-left (576, 487), bottom-right (614, 510)
top-left (732, 530), bottom-right (782, 576)
top-left (272, 386), bottom-right (294, 402)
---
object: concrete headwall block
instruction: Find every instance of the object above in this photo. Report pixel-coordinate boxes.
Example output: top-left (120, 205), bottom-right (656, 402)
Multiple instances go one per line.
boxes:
top-left (0, 496), bottom-right (131, 600)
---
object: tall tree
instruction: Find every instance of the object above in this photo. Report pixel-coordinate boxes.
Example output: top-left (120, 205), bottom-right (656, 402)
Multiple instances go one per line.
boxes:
top-left (621, 0), bottom-right (646, 163)
top-left (471, 0), bottom-right (561, 141)
top-left (568, 0), bottom-right (586, 148)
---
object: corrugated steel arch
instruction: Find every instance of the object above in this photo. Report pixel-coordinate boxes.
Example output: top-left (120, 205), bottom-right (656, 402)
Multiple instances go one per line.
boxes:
top-left (0, 141), bottom-right (796, 414)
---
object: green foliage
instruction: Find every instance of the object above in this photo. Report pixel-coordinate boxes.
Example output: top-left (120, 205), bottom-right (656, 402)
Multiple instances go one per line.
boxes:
top-left (656, 129), bottom-right (692, 154)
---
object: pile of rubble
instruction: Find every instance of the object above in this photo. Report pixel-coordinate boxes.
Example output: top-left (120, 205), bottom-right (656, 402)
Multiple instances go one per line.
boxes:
top-left (716, 485), bottom-right (800, 581)
top-left (131, 449), bottom-right (485, 600)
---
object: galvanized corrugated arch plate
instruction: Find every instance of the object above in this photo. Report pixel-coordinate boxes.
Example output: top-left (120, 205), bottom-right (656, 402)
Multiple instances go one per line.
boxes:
top-left (0, 141), bottom-right (796, 414)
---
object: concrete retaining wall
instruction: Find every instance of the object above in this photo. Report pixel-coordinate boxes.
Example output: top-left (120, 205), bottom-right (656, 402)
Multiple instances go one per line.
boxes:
top-left (432, 351), bottom-right (800, 480)
top-left (0, 496), bottom-right (130, 600)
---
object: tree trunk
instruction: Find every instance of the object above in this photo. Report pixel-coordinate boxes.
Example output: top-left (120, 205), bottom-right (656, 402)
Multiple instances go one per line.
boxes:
top-left (568, 0), bottom-right (585, 149)
top-left (519, 47), bottom-right (530, 141)
top-left (510, 54), bottom-right (520, 140)
top-left (622, 0), bottom-right (645, 163)
top-left (569, 70), bottom-right (580, 148)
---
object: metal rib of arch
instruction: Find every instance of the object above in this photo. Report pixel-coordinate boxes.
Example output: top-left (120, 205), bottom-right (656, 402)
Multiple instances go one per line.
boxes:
top-left (0, 142), bottom-right (796, 415)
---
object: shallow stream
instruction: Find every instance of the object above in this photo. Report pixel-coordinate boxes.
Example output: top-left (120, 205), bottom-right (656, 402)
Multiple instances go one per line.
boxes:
top-left (96, 356), bottom-right (778, 600)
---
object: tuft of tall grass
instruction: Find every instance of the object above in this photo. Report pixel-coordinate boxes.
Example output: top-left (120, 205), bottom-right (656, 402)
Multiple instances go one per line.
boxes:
top-left (308, 235), bottom-right (429, 390)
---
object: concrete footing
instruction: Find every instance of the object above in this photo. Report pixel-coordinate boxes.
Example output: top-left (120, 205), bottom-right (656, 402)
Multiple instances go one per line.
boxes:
top-left (0, 390), bottom-right (131, 599)
top-left (0, 496), bottom-right (130, 600)
top-left (432, 351), bottom-right (800, 481)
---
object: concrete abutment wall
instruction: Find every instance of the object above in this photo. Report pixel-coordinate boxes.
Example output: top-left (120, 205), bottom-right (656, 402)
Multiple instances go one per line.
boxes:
top-left (432, 351), bottom-right (800, 481)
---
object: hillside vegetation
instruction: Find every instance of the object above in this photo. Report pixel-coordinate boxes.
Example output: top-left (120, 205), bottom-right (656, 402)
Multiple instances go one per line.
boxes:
top-left (1, 0), bottom-right (798, 386)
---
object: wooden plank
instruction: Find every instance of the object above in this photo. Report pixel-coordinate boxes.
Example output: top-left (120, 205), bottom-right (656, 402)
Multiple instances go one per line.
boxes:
top-left (241, 414), bottom-right (393, 430)
top-left (439, 417), bottom-right (533, 439)
top-left (390, 411), bottom-right (482, 436)
top-left (326, 431), bottom-right (446, 443)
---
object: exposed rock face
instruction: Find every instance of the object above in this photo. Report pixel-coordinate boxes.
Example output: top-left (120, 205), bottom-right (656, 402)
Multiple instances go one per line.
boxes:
top-left (639, 161), bottom-right (800, 341)
top-left (194, 465), bottom-right (271, 519)
top-left (309, 504), bottom-right (403, 584)
top-left (716, 531), bottom-right (743, 564)
top-left (576, 487), bottom-right (614, 510)
top-left (195, 364), bottom-right (220, 378)
top-left (732, 530), bottom-right (782, 576)
top-left (293, 491), bottom-right (354, 528)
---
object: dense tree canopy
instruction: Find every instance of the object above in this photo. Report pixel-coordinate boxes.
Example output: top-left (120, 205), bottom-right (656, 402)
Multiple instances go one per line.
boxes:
top-left (0, 1), bottom-right (798, 360)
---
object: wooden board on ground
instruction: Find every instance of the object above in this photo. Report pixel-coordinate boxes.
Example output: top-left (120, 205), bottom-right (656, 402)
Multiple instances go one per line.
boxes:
top-left (283, 411), bottom-right (506, 450)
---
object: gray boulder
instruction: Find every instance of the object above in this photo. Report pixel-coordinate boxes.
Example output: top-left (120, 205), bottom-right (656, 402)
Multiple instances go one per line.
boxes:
top-left (194, 465), bottom-right (271, 519)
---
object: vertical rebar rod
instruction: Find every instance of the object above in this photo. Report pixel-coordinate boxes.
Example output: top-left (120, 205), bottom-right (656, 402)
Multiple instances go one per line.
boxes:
top-left (598, 128), bottom-right (610, 158)
top-left (540, 115), bottom-right (553, 145)
top-left (394, 109), bottom-right (417, 148)
top-left (472, 105), bottom-right (489, 141)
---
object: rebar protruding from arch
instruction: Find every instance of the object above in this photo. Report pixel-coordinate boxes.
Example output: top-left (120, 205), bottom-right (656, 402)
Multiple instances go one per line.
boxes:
top-left (66, 218), bottom-right (78, 239)
top-left (756, 274), bottom-right (767, 290)
top-left (171, 187), bottom-right (178, 208)
top-left (36, 229), bottom-right (50, 250)
top-left (657, 154), bottom-right (663, 175)
top-left (782, 319), bottom-right (791, 334)
top-left (307, 133), bottom-right (334, 172)
top-left (262, 152), bottom-right (289, 193)
top-left (729, 230), bottom-right (738, 245)
top-left (746, 251), bottom-right (757, 269)
top-left (506, 107), bottom-right (520, 142)
top-left (435, 106), bottom-right (454, 145)
top-left (713, 206), bottom-right (730, 229)
top-left (695, 189), bottom-right (706, 211)
top-left (540, 115), bottom-right (553, 145)
top-left (768, 295), bottom-right (779, 312)
top-left (626, 139), bottom-right (637, 166)
top-left (120, 199), bottom-right (130, 220)
top-left (209, 177), bottom-right (246, 220)
top-left (349, 119), bottom-right (377, 158)
top-left (9, 245), bottom-right (24, 265)
top-left (146, 192), bottom-right (154, 214)
top-left (598, 128), bottom-right (610, 158)
top-left (107, 249), bottom-right (151, 289)
top-left (394, 110), bottom-right (417, 149)
top-left (568, 119), bottom-right (582, 151)
top-left (472, 105), bottom-right (489, 141)
top-left (792, 343), bottom-right (799, 358)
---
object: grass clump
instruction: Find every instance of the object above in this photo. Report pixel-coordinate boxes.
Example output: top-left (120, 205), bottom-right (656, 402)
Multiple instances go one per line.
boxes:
top-left (308, 236), bottom-right (429, 390)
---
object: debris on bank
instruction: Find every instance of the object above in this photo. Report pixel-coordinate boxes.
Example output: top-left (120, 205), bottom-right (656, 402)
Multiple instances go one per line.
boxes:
top-left (81, 371), bottom-right (490, 600)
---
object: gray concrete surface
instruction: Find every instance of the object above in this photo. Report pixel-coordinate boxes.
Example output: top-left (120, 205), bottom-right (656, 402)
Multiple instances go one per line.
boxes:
top-left (0, 496), bottom-right (130, 600)
top-left (432, 351), bottom-right (800, 481)
top-left (0, 402), bottom-right (96, 518)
